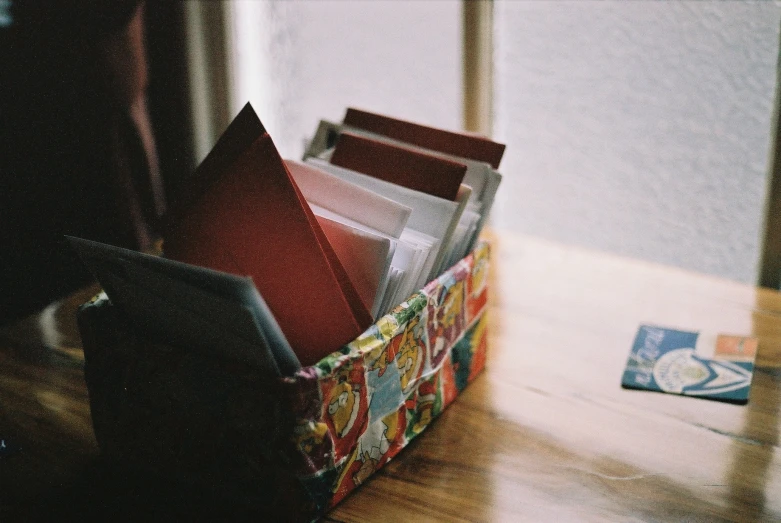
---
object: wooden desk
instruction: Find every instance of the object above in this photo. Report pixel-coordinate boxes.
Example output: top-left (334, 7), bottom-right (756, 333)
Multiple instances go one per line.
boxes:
top-left (2, 230), bottom-right (780, 521)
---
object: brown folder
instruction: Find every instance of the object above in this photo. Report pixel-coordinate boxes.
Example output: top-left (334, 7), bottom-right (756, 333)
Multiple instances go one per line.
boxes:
top-left (330, 132), bottom-right (467, 202)
top-left (343, 108), bottom-right (506, 169)
top-left (163, 103), bottom-right (372, 366)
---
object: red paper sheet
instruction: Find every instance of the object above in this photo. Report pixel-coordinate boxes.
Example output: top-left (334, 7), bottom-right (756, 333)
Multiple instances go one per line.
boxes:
top-left (330, 132), bottom-right (467, 202)
top-left (163, 104), bottom-right (372, 366)
top-left (343, 107), bottom-right (506, 169)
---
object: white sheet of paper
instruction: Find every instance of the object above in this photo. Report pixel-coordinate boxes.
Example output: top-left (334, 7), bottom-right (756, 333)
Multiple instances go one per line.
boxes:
top-left (285, 159), bottom-right (411, 238)
top-left (444, 207), bottom-right (482, 270)
top-left (306, 157), bottom-right (465, 284)
top-left (396, 229), bottom-right (438, 299)
top-left (377, 266), bottom-right (405, 316)
top-left (436, 184), bottom-right (475, 273)
top-left (308, 201), bottom-right (425, 316)
top-left (316, 215), bottom-right (393, 319)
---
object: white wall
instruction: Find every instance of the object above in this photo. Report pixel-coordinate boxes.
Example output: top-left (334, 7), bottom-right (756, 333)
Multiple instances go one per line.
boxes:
top-left (228, 0), bottom-right (463, 160)
top-left (493, 1), bottom-right (781, 283)
top-left (223, 0), bottom-right (781, 284)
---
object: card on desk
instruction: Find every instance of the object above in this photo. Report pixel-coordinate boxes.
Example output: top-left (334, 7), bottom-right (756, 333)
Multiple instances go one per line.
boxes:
top-left (621, 325), bottom-right (758, 404)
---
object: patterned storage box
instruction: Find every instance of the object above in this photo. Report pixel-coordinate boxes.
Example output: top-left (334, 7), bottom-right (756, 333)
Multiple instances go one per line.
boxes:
top-left (78, 241), bottom-right (490, 520)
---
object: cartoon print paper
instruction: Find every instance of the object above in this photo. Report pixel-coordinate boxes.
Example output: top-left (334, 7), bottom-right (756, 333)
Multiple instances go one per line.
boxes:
top-left (288, 242), bottom-right (491, 510)
top-left (320, 359), bottom-right (369, 463)
top-left (466, 242), bottom-right (489, 324)
top-left (426, 266), bottom-right (469, 370)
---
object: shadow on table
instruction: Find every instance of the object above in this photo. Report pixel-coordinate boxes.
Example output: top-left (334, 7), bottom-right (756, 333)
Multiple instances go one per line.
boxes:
top-left (5, 459), bottom-right (309, 522)
top-left (725, 359), bottom-right (781, 519)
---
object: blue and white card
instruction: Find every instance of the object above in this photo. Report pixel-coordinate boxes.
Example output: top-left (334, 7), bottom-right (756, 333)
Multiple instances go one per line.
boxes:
top-left (621, 325), bottom-right (758, 404)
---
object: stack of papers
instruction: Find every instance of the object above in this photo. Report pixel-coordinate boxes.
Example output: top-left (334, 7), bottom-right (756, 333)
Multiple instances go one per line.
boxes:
top-left (70, 104), bottom-right (504, 376)
top-left (284, 159), bottom-right (407, 318)
top-left (304, 109), bottom-right (503, 267)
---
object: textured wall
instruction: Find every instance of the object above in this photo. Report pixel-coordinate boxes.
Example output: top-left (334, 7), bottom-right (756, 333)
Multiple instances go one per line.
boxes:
top-left (228, 0), bottom-right (462, 160)
top-left (494, 1), bottom-right (781, 283)
top-left (225, 0), bottom-right (781, 283)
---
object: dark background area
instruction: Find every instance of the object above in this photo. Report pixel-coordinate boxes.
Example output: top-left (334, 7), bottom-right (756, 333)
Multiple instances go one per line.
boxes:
top-left (144, 2), bottom-right (195, 205)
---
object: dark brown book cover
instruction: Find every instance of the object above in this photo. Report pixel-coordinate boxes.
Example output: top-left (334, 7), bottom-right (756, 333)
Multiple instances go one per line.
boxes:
top-left (330, 132), bottom-right (467, 202)
top-left (344, 107), bottom-right (506, 169)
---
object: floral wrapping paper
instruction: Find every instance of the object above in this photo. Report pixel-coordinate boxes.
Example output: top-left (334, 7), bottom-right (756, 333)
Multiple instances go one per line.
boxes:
top-left (78, 241), bottom-right (490, 518)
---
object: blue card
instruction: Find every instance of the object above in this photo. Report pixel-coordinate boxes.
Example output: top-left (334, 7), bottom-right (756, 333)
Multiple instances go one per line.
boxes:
top-left (621, 325), bottom-right (757, 404)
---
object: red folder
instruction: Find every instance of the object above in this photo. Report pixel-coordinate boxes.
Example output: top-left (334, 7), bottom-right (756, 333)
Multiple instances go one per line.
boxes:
top-left (163, 103), bottom-right (372, 366)
top-left (330, 132), bottom-right (467, 202)
top-left (343, 108), bottom-right (506, 169)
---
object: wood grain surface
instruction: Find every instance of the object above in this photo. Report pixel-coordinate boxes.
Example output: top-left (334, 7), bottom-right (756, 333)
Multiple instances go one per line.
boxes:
top-left (2, 230), bottom-right (780, 521)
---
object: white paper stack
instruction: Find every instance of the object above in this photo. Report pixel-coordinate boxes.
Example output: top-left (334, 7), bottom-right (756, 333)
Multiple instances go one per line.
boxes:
top-left (305, 119), bottom-right (503, 269)
top-left (295, 110), bottom-right (504, 317)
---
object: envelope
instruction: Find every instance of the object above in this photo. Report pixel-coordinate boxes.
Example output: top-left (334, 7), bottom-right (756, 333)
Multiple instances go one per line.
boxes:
top-left (315, 216), bottom-right (393, 319)
top-left (330, 132), bottom-right (467, 202)
top-left (284, 159), bottom-right (411, 239)
top-left (377, 266), bottom-right (405, 316)
top-left (285, 160), bottom-right (432, 317)
top-left (317, 138), bottom-right (472, 276)
top-left (343, 107), bottom-right (505, 169)
top-left (443, 207), bottom-right (482, 270)
top-left (305, 119), bottom-right (502, 207)
top-left (336, 111), bottom-right (504, 252)
top-left (304, 119), bottom-right (500, 254)
top-left (306, 157), bottom-right (463, 287)
top-left (287, 159), bottom-right (424, 315)
top-left (162, 103), bottom-right (373, 366)
top-left (297, 159), bottom-right (437, 305)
